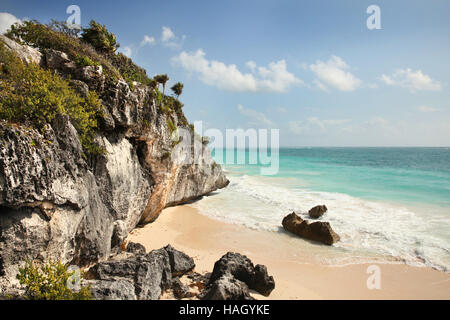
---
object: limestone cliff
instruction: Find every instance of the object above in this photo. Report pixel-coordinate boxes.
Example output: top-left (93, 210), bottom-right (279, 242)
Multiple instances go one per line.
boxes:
top-left (0, 35), bottom-right (229, 293)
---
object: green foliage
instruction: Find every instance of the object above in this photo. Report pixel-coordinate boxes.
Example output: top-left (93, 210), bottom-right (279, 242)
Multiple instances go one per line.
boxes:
top-left (47, 19), bottom-right (81, 38)
top-left (81, 20), bottom-right (119, 54)
top-left (166, 117), bottom-right (177, 134)
top-left (0, 41), bottom-right (104, 156)
top-left (171, 82), bottom-right (183, 98)
top-left (110, 53), bottom-right (153, 87)
top-left (16, 260), bottom-right (92, 300)
top-left (74, 54), bottom-right (99, 67)
top-left (5, 20), bottom-right (120, 84)
top-left (154, 74), bottom-right (169, 94)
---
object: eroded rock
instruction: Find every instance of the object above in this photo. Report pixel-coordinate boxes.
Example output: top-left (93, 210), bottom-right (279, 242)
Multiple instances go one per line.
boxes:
top-left (200, 274), bottom-right (254, 300)
top-left (282, 212), bottom-right (340, 245)
top-left (309, 205), bottom-right (328, 219)
top-left (208, 252), bottom-right (275, 297)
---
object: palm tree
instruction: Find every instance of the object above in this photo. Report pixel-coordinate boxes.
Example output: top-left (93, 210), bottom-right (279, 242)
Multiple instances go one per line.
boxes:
top-left (171, 82), bottom-right (184, 99)
top-left (154, 74), bottom-right (169, 95)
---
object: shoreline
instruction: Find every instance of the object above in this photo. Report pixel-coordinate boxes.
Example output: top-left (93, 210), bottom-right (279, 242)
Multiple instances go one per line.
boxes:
top-left (128, 204), bottom-right (450, 299)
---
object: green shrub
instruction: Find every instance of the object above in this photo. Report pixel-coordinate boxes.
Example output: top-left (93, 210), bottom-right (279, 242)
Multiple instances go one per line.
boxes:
top-left (16, 260), bottom-right (92, 300)
top-left (81, 20), bottom-right (119, 54)
top-left (5, 20), bottom-right (120, 84)
top-left (110, 53), bottom-right (153, 86)
top-left (74, 54), bottom-right (99, 67)
top-left (0, 41), bottom-right (104, 156)
top-left (171, 82), bottom-right (183, 98)
top-left (47, 19), bottom-right (81, 38)
top-left (166, 117), bottom-right (177, 134)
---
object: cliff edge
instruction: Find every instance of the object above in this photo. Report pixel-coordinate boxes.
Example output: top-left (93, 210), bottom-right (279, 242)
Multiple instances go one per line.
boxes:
top-left (0, 30), bottom-right (228, 293)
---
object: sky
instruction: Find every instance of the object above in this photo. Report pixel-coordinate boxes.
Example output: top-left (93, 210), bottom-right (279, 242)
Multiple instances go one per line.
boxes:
top-left (1, 0), bottom-right (450, 146)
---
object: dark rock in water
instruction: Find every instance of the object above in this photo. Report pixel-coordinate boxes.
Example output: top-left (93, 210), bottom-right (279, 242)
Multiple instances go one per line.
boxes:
top-left (164, 244), bottom-right (195, 276)
top-left (309, 205), bottom-right (328, 219)
top-left (200, 274), bottom-right (254, 300)
top-left (208, 252), bottom-right (275, 297)
top-left (88, 278), bottom-right (137, 300)
top-left (126, 242), bottom-right (146, 255)
top-left (171, 278), bottom-right (193, 299)
top-left (282, 212), bottom-right (340, 245)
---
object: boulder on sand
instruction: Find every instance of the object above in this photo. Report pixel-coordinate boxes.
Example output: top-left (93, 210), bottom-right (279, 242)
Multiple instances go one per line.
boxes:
top-left (308, 205), bottom-right (327, 219)
top-left (206, 252), bottom-right (275, 297)
top-left (282, 212), bottom-right (340, 245)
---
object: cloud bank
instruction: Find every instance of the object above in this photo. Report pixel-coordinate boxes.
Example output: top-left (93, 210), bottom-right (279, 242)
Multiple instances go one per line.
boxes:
top-left (310, 56), bottom-right (361, 91)
top-left (381, 68), bottom-right (442, 92)
top-left (172, 49), bottom-right (302, 93)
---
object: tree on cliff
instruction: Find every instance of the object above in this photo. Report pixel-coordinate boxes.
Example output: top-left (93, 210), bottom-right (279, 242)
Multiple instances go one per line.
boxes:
top-left (171, 82), bottom-right (184, 99)
top-left (81, 20), bottom-right (119, 54)
top-left (154, 74), bottom-right (169, 95)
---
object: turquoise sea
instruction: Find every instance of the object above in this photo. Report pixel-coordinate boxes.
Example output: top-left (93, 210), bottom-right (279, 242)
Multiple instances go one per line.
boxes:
top-left (193, 148), bottom-right (450, 271)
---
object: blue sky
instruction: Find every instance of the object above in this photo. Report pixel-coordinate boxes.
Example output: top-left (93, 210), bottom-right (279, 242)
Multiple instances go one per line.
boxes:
top-left (1, 0), bottom-right (449, 146)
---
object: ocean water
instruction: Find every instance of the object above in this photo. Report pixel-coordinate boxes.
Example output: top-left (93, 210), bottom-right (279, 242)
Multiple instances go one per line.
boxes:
top-left (192, 148), bottom-right (450, 271)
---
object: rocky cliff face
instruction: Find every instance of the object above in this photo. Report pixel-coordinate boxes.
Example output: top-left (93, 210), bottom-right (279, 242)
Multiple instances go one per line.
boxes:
top-left (0, 35), bottom-right (229, 293)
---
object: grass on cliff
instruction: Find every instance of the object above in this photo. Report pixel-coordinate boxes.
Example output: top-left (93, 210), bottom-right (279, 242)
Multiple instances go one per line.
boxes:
top-left (5, 20), bottom-right (154, 89)
top-left (4, 19), bottom-right (190, 143)
top-left (0, 41), bottom-right (105, 156)
top-left (16, 260), bottom-right (92, 300)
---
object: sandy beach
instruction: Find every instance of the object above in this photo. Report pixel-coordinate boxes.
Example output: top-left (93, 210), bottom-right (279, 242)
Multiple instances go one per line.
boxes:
top-left (128, 204), bottom-right (450, 300)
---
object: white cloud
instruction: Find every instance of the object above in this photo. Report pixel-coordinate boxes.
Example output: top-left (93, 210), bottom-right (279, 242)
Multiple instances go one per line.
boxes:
top-left (172, 49), bottom-right (302, 93)
top-left (289, 117), bottom-right (350, 135)
top-left (161, 26), bottom-right (175, 42)
top-left (161, 26), bottom-right (185, 49)
top-left (381, 68), bottom-right (442, 92)
top-left (365, 116), bottom-right (388, 127)
top-left (0, 12), bottom-right (21, 34)
top-left (237, 104), bottom-right (275, 127)
top-left (310, 56), bottom-right (361, 91)
top-left (140, 35), bottom-right (155, 46)
top-left (417, 105), bottom-right (440, 113)
top-left (246, 60), bottom-right (257, 71)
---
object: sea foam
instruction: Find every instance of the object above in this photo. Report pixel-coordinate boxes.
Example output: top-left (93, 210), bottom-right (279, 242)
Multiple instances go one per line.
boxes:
top-left (192, 173), bottom-right (450, 272)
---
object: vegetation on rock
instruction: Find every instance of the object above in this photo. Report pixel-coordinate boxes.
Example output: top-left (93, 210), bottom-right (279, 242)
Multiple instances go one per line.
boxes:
top-left (16, 260), bottom-right (92, 300)
top-left (81, 20), bottom-right (119, 54)
top-left (0, 41), bottom-right (104, 156)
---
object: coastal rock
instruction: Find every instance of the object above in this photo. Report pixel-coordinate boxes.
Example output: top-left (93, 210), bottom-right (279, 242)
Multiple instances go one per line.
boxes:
top-left (200, 274), bottom-right (254, 300)
top-left (282, 212), bottom-right (340, 245)
top-left (0, 36), bottom-right (229, 293)
top-left (0, 35), bottom-right (43, 65)
top-left (88, 278), bottom-right (137, 300)
top-left (309, 205), bottom-right (328, 219)
top-left (88, 248), bottom-right (172, 300)
top-left (86, 245), bottom-right (196, 300)
top-left (164, 244), bottom-right (196, 276)
top-left (171, 277), bottom-right (194, 299)
top-left (126, 242), bottom-right (146, 255)
top-left (208, 252), bottom-right (275, 297)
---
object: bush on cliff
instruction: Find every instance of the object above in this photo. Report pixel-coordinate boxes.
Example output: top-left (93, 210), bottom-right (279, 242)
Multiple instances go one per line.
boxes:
top-left (6, 20), bottom-right (155, 90)
top-left (16, 260), bottom-right (92, 300)
top-left (0, 41), bottom-right (104, 156)
top-left (5, 20), bottom-right (120, 83)
top-left (81, 20), bottom-right (119, 55)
